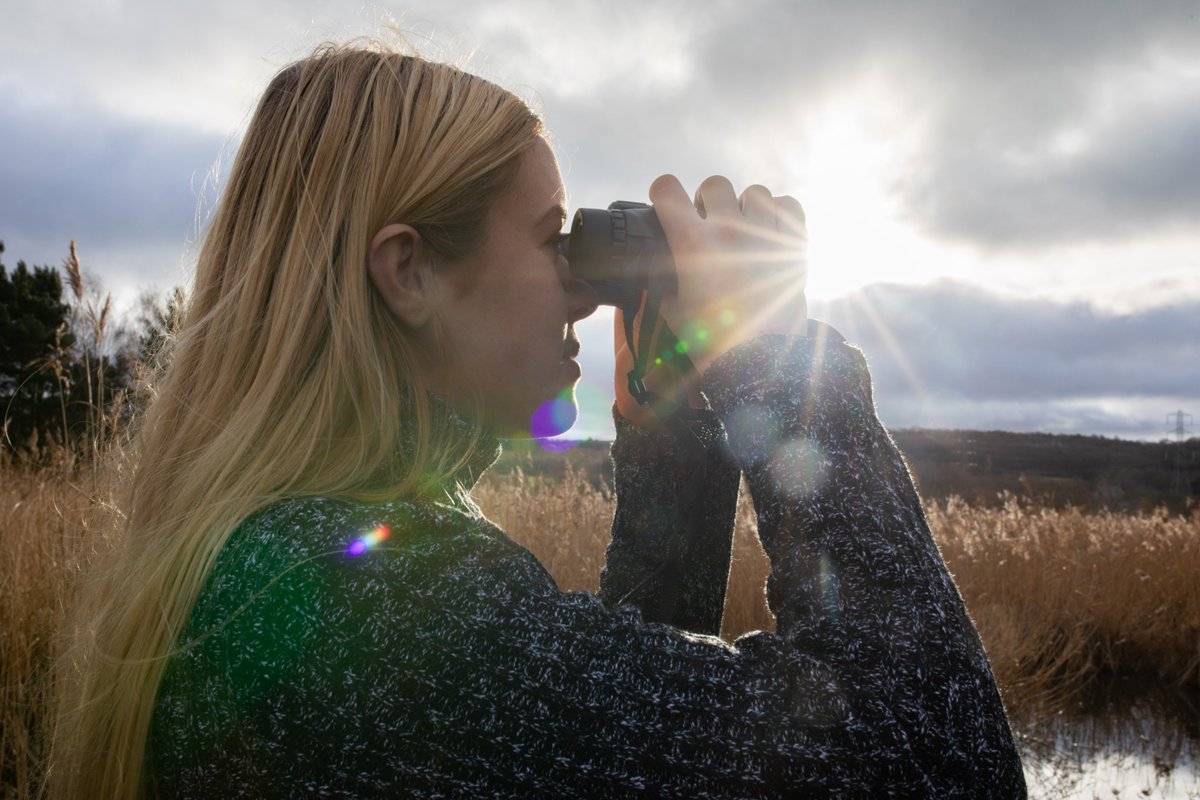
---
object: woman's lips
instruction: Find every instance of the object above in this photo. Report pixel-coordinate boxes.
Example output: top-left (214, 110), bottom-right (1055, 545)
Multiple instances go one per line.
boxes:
top-left (562, 338), bottom-right (582, 378)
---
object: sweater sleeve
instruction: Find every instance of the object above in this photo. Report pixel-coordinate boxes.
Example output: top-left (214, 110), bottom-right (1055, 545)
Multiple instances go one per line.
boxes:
top-left (150, 335), bottom-right (1026, 798)
top-left (699, 334), bottom-right (1025, 795)
top-left (598, 332), bottom-right (1025, 795)
top-left (597, 403), bottom-right (741, 636)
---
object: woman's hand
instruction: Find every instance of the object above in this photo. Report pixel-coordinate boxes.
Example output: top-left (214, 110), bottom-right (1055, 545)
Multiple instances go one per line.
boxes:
top-left (615, 175), bottom-right (808, 428)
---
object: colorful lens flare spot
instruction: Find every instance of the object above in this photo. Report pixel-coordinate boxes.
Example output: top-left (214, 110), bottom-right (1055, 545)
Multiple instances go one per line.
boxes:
top-left (346, 524), bottom-right (390, 557)
top-left (530, 390), bottom-right (577, 452)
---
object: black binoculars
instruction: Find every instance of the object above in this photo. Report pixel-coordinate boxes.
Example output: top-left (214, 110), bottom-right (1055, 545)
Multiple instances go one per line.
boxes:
top-left (558, 202), bottom-right (675, 314)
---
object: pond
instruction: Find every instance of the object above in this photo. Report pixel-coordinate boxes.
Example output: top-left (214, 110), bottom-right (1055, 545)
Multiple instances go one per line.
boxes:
top-left (1018, 679), bottom-right (1198, 799)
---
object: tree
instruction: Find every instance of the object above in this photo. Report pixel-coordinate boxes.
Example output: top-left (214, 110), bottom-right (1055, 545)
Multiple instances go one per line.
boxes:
top-left (1, 239), bottom-right (188, 458)
top-left (0, 240), bottom-right (75, 451)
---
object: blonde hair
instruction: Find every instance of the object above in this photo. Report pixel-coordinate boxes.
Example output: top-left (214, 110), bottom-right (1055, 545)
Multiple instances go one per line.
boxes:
top-left (47, 42), bottom-right (544, 798)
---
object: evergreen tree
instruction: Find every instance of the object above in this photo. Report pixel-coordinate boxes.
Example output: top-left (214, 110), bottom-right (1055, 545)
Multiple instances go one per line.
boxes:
top-left (1, 239), bottom-right (187, 456)
top-left (0, 241), bottom-right (75, 450)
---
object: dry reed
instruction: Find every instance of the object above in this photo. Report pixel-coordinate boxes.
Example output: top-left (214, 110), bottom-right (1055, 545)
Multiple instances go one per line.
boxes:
top-left (478, 470), bottom-right (1200, 715)
top-left (0, 449), bottom-right (117, 797)
top-left (473, 463), bottom-right (614, 592)
top-left (928, 494), bottom-right (1200, 713)
top-left (1, 240), bottom-right (131, 795)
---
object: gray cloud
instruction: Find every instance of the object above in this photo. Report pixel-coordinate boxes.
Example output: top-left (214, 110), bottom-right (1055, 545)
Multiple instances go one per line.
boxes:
top-left (5, 0), bottom-right (1199, 265)
top-left (573, 1), bottom-right (1200, 249)
top-left (878, 396), bottom-right (1187, 439)
top-left (564, 283), bottom-right (1197, 442)
top-left (2, 1), bottom-right (1196, 442)
top-left (0, 90), bottom-right (226, 278)
top-left (895, 74), bottom-right (1200, 248)
top-left (809, 282), bottom-right (1198, 436)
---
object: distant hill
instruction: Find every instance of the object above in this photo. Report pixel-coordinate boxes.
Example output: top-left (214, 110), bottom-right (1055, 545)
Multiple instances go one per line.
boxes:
top-left (490, 430), bottom-right (1200, 513)
top-left (890, 429), bottom-right (1199, 512)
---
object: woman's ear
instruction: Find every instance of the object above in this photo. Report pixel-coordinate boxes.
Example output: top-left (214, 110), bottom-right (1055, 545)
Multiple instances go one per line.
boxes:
top-left (368, 223), bottom-right (436, 328)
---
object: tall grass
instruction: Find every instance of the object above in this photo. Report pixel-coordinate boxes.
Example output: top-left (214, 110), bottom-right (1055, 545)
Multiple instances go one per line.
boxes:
top-left (472, 464), bottom-right (615, 593)
top-left (4, 452), bottom-right (1198, 796)
top-left (929, 494), bottom-right (1200, 712)
top-left (478, 471), bottom-right (1200, 714)
top-left (1, 242), bottom-right (138, 797)
top-left (0, 449), bottom-right (117, 797)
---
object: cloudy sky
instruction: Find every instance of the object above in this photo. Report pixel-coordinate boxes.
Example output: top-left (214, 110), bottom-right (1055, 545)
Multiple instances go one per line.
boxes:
top-left (2, 1), bottom-right (1197, 441)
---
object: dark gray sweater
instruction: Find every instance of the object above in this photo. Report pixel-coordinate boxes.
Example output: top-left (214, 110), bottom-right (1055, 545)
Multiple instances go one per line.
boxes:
top-left (149, 334), bottom-right (1026, 798)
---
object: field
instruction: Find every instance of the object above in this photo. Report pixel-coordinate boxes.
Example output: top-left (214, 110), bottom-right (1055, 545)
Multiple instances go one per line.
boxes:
top-left (476, 462), bottom-right (1200, 706)
top-left (3, 446), bottom-right (1200, 797)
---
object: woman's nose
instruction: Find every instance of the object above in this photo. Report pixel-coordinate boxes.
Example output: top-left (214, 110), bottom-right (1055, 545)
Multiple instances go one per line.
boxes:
top-left (564, 276), bottom-right (599, 324)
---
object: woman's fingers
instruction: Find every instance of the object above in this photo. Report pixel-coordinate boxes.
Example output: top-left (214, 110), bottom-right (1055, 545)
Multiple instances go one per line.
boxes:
top-left (615, 174), bottom-right (810, 429)
top-left (648, 174), bottom-right (697, 234)
top-left (738, 183), bottom-right (776, 233)
top-left (693, 175), bottom-right (739, 220)
top-left (774, 194), bottom-right (807, 237)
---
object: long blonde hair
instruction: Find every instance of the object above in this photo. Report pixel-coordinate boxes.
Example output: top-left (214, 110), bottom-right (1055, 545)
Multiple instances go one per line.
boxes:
top-left (47, 42), bottom-right (544, 798)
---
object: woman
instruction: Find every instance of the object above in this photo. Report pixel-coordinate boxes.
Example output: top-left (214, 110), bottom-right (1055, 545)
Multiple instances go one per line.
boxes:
top-left (48, 43), bottom-right (1026, 797)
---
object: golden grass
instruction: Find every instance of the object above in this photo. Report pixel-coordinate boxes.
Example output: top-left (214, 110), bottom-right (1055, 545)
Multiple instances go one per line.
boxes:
top-left (0, 451), bottom-right (111, 797)
top-left (479, 471), bottom-right (1200, 716)
top-left (473, 464), bottom-right (615, 593)
top-left (4, 456), bottom-right (1199, 796)
top-left (928, 494), bottom-right (1200, 713)
top-left (473, 468), bottom-right (779, 641)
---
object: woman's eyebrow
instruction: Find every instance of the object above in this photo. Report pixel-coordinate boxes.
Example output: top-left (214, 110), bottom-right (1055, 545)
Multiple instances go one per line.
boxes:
top-left (536, 204), bottom-right (568, 229)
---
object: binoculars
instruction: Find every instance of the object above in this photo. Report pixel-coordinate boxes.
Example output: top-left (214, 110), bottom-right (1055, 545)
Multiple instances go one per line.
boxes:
top-left (558, 202), bottom-right (675, 314)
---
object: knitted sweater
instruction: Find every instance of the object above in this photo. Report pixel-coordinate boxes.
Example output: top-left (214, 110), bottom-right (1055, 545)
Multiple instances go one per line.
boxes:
top-left (149, 333), bottom-right (1026, 798)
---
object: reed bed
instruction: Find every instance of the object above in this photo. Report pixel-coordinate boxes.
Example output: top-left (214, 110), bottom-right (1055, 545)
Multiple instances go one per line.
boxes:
top-left (928, 494), bottom-right (1200, 713)
top-left (478, 470), bottom-right (1200, 715)
top-left (473, 469), bottom-right (780, 641)
top-left (3, 455), bottom-right (1199, 796)
top-left (472, 464), bottom-right (615, 593)
top-left (0, 450), bottom-right (114, 797)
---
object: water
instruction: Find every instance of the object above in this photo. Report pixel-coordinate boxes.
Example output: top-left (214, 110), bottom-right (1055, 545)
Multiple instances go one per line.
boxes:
top-left (1019, 680), bottom-right (1199, 799)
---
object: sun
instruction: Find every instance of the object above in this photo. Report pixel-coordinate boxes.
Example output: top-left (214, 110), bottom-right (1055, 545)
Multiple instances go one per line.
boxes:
top-left (772, 94), bottom-right (942, 410)
top-left (791, 97), bottom-right (940, 300)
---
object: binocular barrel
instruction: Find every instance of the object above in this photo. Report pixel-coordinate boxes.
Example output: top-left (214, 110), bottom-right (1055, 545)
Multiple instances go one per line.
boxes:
top-left (559, 201), bottom-right (676, 312)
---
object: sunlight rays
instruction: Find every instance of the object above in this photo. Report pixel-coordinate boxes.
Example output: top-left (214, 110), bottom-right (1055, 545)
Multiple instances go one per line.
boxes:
top-left (668, 265), bottom-right (812, 360)
top-left (778, 89), bottom-right (939, 301)
top-left (847, 288), bottom-right (930, 410)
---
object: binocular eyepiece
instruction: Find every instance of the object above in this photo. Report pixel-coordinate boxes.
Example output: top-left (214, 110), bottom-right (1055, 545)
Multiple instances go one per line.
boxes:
top-left (558, 201), bottom-right (675, 313)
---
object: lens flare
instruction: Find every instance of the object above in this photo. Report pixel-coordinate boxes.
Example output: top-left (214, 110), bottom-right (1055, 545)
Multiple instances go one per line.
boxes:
top-left (768, 437), bottom-right (830, 500)
top-left (346, 524), bottom-right (390, 557)
top-left (531, 389), bottom-right (578, 452)
top-left (726, 403), bottom-right (781, 466)
top-left (818, 551), bottom-right (840, 622)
